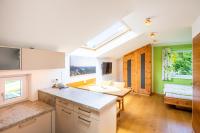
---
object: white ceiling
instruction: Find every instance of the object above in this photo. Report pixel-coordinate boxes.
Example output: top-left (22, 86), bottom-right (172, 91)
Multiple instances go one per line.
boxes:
top-left (0, 0), bottom-right (135, 52)
top-left (0, 0), bottom-right (199, 58)
top-left (99, 0), bottom-right (200, 58)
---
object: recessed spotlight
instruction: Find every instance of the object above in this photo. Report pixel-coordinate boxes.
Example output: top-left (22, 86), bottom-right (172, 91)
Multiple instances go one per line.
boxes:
top-left (144, 18), bottom-right (152, 26)
top-left (149, 32), bottom-right (157, 38)
top-left (152, 40), bottom-right (158, 43)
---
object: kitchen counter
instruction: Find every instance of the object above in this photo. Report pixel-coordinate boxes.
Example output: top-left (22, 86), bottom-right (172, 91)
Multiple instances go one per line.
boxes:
top-left (39, 87), bottom-right (117, 111)
top-left (0, 101), bottom-right (54, 132)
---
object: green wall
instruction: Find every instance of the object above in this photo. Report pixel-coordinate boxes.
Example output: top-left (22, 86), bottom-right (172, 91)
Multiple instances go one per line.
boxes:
top-left (153, 44), bottom-right (192, 94)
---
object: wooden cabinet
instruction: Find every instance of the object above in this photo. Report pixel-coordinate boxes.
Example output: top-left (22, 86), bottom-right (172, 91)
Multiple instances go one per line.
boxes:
top-left (1, 112), bottom-right (52, 133)
top-left (21, 48), bottom-right (65, 70)
top-left (123, 44), bottom-right (152, 95)
top-left (192, 33), bottom-right (200, 133)
top-left (74, 113), bottom-right (98, 133)
top-left (56, 104), bottom-right (74, 133)
top-left (55, 98), bottom-right (116, 133)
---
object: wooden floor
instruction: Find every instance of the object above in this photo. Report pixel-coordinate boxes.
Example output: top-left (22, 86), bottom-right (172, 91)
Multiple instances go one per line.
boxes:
top-left (117, 94), bottom-right (192, 133)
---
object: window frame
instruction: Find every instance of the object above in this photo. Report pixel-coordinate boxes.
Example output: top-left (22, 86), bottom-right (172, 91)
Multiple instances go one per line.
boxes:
top-left (0, 75), bottom-right (28, 106)
top-left (83, 21), bottom-right (130, 50)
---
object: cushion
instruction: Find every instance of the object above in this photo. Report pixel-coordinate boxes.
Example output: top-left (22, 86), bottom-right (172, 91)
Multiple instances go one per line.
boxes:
top-left (97, 80), bottom-right (112, 86)
top-left (112, 82), bottom-right (125, 89)
top-left (165, 92), bottom-right (192, 100)
top-left (163, 84), bottom-right (192, 96)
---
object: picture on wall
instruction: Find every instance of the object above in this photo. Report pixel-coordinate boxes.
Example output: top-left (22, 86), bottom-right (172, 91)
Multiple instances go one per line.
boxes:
top-left (70, 55), bottom-right (96, 76)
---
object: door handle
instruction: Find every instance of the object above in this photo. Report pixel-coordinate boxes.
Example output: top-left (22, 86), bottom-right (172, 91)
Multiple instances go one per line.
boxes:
top-left (78, 116), bottom-right (91, 125)
top-left (78, 107), bottom-right (91, 114)
top-left (62, 109), bottom-right (71, 115)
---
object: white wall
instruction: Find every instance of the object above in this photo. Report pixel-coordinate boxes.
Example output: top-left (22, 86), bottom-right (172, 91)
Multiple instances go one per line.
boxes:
top-left (96, 58), bottom-right (117, 83)
top-left (192, 16), bottom-right (200, 38)
top-left (116, 58), bottom-right (123, 82)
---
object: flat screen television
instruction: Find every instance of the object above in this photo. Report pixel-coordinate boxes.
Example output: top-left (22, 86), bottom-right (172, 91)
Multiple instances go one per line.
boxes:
top-left (0, 47), bottom-right (21, 70)
top-left (102, 62), bottom-right (112, 75)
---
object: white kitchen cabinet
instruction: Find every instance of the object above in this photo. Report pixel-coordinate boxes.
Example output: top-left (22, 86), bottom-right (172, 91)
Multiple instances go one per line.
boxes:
top-left (1, 112), bottom-right (52, 133)
top-left (55, 97), bottom-right (116, 133)
top-left (56, 104), bottom-right (74, 133)
top-left (21, 48), bottom-right (65, 70)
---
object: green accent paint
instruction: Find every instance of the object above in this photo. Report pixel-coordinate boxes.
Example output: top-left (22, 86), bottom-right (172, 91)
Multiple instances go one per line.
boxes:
top-left (153, 44), bottom-right (192, 94)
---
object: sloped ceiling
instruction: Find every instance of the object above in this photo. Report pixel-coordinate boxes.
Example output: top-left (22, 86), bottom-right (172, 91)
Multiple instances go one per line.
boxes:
top-left (0, 0), bottom-right (200, 58)
top-left (99, 0), bottom-right (200, 58)
top-left (0, 0), bottom-right (135, 52)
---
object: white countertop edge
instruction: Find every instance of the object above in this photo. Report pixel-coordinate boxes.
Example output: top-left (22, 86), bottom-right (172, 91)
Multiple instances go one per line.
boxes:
top-left (39, 88), bottom-right (117, 112)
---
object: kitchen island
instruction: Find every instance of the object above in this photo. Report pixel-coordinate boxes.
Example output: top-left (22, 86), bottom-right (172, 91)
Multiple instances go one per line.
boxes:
top-left (38, 87), bottom-right (117, 133)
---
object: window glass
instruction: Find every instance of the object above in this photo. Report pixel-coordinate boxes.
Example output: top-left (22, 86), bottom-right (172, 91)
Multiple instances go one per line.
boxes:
top-left (85, 22), bottom-right (129, 49)
top-left (5, 80), bottom-right (22, 100)
top-left (171, 50), bottom-right (192, 79)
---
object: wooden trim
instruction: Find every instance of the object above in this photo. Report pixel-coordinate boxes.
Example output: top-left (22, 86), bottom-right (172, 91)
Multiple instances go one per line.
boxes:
top-left (66, 78), bottom-right (96, 88)
top-left (192, 32), bottom-right (200, 133)
top-left (164, 96), bottom-right (192, 108)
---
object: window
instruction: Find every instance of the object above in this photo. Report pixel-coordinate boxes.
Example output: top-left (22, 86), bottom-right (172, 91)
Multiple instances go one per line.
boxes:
top-left (0, 75), bottom-right (28, 106)
top-left (171, 50), bottom-right (192, 79)
top-left (162, 48), bottom-right (192, 80)
top-left (84, 22), bottom-right (130, 49)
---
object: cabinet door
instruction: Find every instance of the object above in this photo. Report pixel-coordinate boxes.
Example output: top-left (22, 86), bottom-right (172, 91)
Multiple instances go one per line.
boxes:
top-left (56, 105), bottom-right (74, 133)
top-left (74, 113), bottom-right (98, 133)
top-left (1, 112), bottom-right (52, 133)
top-left (21, 48), bottom-right (65, 70)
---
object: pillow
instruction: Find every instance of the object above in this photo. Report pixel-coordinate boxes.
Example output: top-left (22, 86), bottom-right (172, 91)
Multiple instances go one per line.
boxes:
top-left (96, 80), bottom-right (112, 86)
top-left (113, 82), bottom-right (125, 89)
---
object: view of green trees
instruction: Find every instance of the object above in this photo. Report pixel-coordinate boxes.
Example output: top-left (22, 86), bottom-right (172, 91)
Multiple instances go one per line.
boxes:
top-left (171, 50), bottom-right (192, 75)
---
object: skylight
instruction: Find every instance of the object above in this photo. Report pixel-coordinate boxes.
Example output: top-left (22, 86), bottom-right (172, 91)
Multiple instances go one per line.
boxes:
top-left (84, 22), bottom-right (129, 49)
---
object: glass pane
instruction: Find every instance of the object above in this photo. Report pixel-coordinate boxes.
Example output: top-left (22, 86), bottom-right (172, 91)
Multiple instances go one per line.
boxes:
top-left (5, 80), bottom-right (22, 100)
top-left (141, 53), bottom-right (145, 89)
top-left (127, 60), bottom-right (132, 87)
top-left (86, 22), bottom-right (129, 49)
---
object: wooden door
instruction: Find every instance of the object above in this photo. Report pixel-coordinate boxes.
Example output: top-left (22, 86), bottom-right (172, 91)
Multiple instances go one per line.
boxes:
top-left (56, 105), bottom-right (74, 133)
top-left (123, 44), bottom-right (152, 95)
top-left (193, 33), bottom-right (200, 133)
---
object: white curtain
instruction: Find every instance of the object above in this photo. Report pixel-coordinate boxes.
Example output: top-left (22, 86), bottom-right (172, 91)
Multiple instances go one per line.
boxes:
top-left (162, 48), bottom-right (172, 80)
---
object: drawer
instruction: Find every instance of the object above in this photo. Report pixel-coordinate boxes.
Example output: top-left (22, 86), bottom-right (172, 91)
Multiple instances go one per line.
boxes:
top-left (74, 104), bottom-right (99, 120)
top-left (74, 112), bottom-right (99, 133)
top-left (56, 98), bottom-right (73, 110)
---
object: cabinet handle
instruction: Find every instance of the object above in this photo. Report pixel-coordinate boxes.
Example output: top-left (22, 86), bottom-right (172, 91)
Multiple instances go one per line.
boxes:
top-left (78, 107), bottom-right (91, 114)
top-left (18, 118), bottom-right (37, 128)
top-left (78, 116), bottom-right (91, 125)
top-left (62, 109), bottom-right (71, 115)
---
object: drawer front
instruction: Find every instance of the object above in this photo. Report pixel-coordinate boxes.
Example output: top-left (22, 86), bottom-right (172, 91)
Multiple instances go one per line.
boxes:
top-left (56, 105), bottom-right (74, 133)
top-left (56, 98), bottom-right (73, 110)
top-left (74, 113), bottom-right (99, 133)
top-left (74, 104), bottom-right (99, 120)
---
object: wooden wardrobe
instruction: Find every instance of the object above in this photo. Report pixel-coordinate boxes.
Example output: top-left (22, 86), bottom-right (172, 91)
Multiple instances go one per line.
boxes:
top-left (123, 44), bottom-right (152, 95)
top-left (193, 33), bottom-right (200, 133)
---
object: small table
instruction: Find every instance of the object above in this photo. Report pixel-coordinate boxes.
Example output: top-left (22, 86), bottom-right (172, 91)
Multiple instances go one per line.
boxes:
top-left (77, 85), bottom-right (131, 111)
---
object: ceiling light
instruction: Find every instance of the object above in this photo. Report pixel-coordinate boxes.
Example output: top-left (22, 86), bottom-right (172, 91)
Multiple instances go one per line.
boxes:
top-left (149, 32), bottom-right (157, 38)
top-left (144, 18), bottom-right (152, 25)
top-left (152, 40), bottom-right (158, 43)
